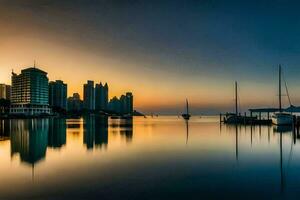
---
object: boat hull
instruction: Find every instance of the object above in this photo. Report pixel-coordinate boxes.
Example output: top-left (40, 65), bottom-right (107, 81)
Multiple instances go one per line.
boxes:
top-left (272, 113), bottom-right (293, 125)
top-left (182, 114), bottom-right (190, 120)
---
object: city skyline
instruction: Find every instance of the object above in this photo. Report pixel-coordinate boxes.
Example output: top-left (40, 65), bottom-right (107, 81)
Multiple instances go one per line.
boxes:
top-left (0, 65), bottom-right (134, 116)
top-left (2, 1), bottom-right (300, 114)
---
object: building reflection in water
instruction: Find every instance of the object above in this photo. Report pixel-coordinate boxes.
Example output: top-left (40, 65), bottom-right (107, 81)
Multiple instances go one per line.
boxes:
top-left (48, 118), bottom-right (66, 149)
top-left (119, 117), bottom-right (133, 143)
top-left (95, 116), bottom-right (108, 149)
top-left (83, 115), bottom-right (109, 150)
top-left (10, 119), bottom-right (49, 165)
top-left (0, 120), bottom-right (10, 141)
top-left (67, 119), bottom-right (82, 137)
top-left (83, 115), bottom-right (95, 150)
top-left (3, 116), bottom-right (134, 164)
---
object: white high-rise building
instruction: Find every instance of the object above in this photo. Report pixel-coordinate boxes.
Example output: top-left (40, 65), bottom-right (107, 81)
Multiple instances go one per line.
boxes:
top-left (10, 67), bottom-right (51, 115)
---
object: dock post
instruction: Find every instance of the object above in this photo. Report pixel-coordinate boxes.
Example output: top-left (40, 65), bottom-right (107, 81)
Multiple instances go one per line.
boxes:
top-left (220, 113), bottom-right (222, 123)
top-left (267, 112), bottom-right (269, 120)
top-left (259, 112), bottom-right (261, 121)
top-left (244, 112), bottom-right (246, 124)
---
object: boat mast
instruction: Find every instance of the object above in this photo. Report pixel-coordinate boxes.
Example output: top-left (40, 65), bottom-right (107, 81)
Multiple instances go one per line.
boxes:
top-left (279, 65), bottom-right (282, 112)
top-left (186, 99), bottom-right (189, 115)
top-left (235, 81), bottom-right (238, 116)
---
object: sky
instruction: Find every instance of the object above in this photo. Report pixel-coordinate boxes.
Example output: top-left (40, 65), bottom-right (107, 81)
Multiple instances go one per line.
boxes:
top-left (1, 0), bottom-right (300, 114)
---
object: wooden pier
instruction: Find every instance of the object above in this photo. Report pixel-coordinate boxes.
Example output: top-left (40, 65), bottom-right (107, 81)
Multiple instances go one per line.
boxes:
top-left (220, 111), bottom-right (300, 128)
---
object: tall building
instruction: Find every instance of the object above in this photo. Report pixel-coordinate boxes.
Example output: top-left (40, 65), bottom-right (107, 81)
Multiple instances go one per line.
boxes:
top-left (5, 85), bottom-right (11, 100)
top-left (0, 84), bottom-right (11, 100)
top-left (108, 92), bottom-right (134, 115)
top-left (0, 84), bottom-right (6, 99)
top-left (120, 94), bottom-right (127, 114)
top-left (83, 80), bottom-right (95, 110)
top-left (108, 96), bottom-right (120, 113)
top-left (10, 67), bottom-right (50, 115)
top-left (49, 80), bottom-right (67, 111)
top-left (95, 82), bottom-right (108, 111)
top-left (126, 92), bottom-right (133, 114)
top-left (67, 93), bottom-right (83, 111)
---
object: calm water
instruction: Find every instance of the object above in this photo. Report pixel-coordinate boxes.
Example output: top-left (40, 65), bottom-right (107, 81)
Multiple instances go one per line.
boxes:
top-left (0, 116), bottom-right (300, 199)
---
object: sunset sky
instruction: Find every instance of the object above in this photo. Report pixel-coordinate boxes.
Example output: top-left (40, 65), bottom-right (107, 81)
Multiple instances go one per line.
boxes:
top-left (1, 0), bottom-right (300, 114)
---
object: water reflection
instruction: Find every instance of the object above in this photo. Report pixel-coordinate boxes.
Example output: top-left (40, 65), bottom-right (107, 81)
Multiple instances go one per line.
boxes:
top-left (95, 116), bottom-right (108, 149)
top-left (119, 118), bottom-right (133, 143)
top-left (221, 122), bottom-right (298, 196)
top-left (2, 116), bottom-right (300, 199)
top-left (83, 115), bottom-right (95, 150)
top-left (48, 118), bottom-right (66, 149)
top-left (10, 119), bottom-right (48, 165)
top-left (185, 120), bottom-right (189, 145)
top-left (83, 115), bottom-right (109, 150)
top-left (234, 125), bottom-right (238, 161)
top-left (0, 120), bottom-right (9, 141)
top-left (0, 115), bottom-right (134, 165)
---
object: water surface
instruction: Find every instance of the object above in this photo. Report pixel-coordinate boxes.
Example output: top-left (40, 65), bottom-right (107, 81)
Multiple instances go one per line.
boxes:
top-left (0, 116), bottom-right (299, 199)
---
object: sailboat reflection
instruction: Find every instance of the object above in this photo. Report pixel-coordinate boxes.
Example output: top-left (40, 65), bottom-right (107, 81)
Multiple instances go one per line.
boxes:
top-left (273, 124), bottom-right (293, 133)
top-left (185, 120), bottom-right (189, 145)
top-left (235, 125), bottom-right (238, 161)
top-left (224, 124), bottom-right (239, 161)
top-left (279, 131), bottom-right (285, 194)
top-left (273, 127), bottom-right (290, 194)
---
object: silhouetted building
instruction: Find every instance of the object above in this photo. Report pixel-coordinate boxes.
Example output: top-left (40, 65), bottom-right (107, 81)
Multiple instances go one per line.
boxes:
top-left (6, 85), bottom-right (11, 100)
top-left (10, 119), bottom-right (48, 164)
top-left (126, 92), bottom-right (133, 114)
top-left (49, 80), bottom-right (67, 111)
top-left (108, 92), bottom-right (133, 115)
top-left (67, 93), bottom-right (83, 111)
top-left (10, 67), bottom-right (50, 115)
top-left (83, 81), bottom-right (95, 111)
top-left (108, 96), bottom-right (121, 114)
top-left (95, 82), bottom-right (108, 111)
top-left (0, 84), bottom-right (5, 99)
top-left (0, 84), bottom-right (11, 100)
top-left (48, 118), bottom-right (66, 148)
top-left (120, 95), bottom-right (127, 114)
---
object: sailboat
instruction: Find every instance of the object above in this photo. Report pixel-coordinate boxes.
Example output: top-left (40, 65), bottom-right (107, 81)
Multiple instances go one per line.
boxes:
top-left (224, 81), bottom-right (239, 123)
top-left (224, 81), bottom-right (256, 124)
top-left (182, 99), bottom-right (191, 120)
top-left (272, 65), bottom-right (293, 126)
